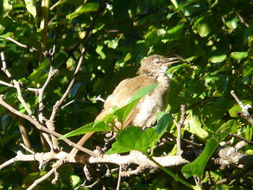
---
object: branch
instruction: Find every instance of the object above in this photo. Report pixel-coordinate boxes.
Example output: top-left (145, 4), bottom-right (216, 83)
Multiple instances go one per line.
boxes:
top-left (49, 46), bottom-right (86, 121)
top-left (0, 50), bottom-right (33, 116)
top-left (173, 104), bottom-right (186, 155)
top-left (89, 151), bottom-right (189, 171)
top-left (49, 2), bottom-right (105, 122)
top-left (230, 90), bottom-right (253, 125)
top-left (215, 146), bottom-right (253, 171)
top-left (3, 37), bottom-right (38, 51)
top-left (0, 95), bottom-right (96, 157)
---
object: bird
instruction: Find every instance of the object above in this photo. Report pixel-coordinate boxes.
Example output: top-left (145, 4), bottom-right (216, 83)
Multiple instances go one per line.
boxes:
top-left (70, 54), bottom-right (179, 156)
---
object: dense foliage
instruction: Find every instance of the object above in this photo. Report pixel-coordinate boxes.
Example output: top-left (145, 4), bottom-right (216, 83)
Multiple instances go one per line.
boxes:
top-left (0, 0), bottom-right (253, 189)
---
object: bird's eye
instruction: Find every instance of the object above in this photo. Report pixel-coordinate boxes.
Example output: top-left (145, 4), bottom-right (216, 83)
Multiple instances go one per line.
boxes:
top-left (152, 59), bottom-right (160, 64)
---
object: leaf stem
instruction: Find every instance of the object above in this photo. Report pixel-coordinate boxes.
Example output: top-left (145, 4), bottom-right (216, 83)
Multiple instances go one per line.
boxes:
top-left (146, 154), bottom-right (195, 189)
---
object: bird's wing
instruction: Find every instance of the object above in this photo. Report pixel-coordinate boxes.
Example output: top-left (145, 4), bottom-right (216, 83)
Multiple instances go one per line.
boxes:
top-left (96, 76), bottom-right (157, 126)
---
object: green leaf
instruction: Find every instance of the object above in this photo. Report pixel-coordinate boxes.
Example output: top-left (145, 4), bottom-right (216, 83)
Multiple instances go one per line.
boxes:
top-left (193, 17), bottom-right (211, 37)
top-left (2, 0), bottom-right (12, 16)
top-left (209, 51), bottom-right (227, 63)
top-left (106, 127), bottom-right (159, 154)
top-left (230, 52), bottom-right (248, 60)
top-left (24, 0), bottom-right (37, 18)
top-left (70, 175), bottom-right (81, 187)
top-left (225, 16), bottom-right (238, 30)
top-left (155, 112), bottom-right (173, 135)
top-left (28, 58), bottom-right (50, 84)
top-left (185, 110), bottom-right (209, 139)
top-left (67, 2), bottom-right (99, 21)
top-left (106, 112), bottom-right (173, 155)
top-left (58, 120), bottom-right (110, 139)
top-left (167, 23), bottom-right (184, 36)
top-left (182, 120), bottom-right (238, 178)
top-left (228, 100), bottom-right (252, 118)
top-left (96, 45), bottom-right (106, 59)
top-left (129, 83), bottom-right (158, 103)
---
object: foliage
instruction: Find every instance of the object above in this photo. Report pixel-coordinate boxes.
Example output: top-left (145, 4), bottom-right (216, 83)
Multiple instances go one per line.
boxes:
top-left (0, 0), bottom-right (253, 189)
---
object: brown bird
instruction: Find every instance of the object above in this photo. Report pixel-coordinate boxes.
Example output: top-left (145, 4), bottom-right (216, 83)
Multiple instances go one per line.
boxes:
top-left (70, 54), bottom-right (179, 156)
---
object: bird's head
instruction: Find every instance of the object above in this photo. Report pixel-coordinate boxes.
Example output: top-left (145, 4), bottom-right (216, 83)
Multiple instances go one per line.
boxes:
top-left (139, 54), bottom-right (179, 78)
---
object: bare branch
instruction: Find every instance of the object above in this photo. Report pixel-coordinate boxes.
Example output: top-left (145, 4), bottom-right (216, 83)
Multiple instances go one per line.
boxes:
top-left (20, 143), bottom-right (35, 154)
top-left (0, 50), bottom-right (33, 116)
top-left (13, 80), bottom-right (33, 116)
top-left (116, 165), bottom-right (122, 190)
top-left (3, 37), bottom-right (38, 51)
top-left (89, 151), bottom-right (189, 168)
top-left (49, 2), bottom-right (104, 122)
top-left (230, 90), bottom-right (253, 125)
top-left (91, 95), bottom-right (106, 103)
top-left (38, 66), bottom-right (57, 122)
top-left (0, 51), bottom-right (11, 78)
top-left (216, 146), bottom-right (253, 170)
top-left (0, 95), bottom-right (96, 156)
top-left (173, 104), bottom-right (186, 155)
top-left (0, 80), bottom-right (14, 87)
top-left (235, 11), bottom-right (249, 27)
top-left (50, 47), bottom-right (86, 121)
top-left (0, 80), bottom-right (38, 92)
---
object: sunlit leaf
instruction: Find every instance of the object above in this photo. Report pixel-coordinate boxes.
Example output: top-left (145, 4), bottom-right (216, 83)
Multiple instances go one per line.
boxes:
top-left (2, 0), bottom-right (12, 16)
top-left (209, 51), bottom-right (227, 63)
top-left (106, 127), bottom-right (159, 154)
top-left (193, 17), bottom-right (211, 37)
top-left (225, 16), bottom-right (238, 30)
top-left (67, 2), bottom-right (99, 21)
top-left (230, 52), bottom-right (248, 60)
top-left (70, 175), bottom-right (81, 187)
top-left (182, 120), bottom-right (238, 178)
top-left (228, 100), bottom-right (252, 118)
top-left (185, 110), bottom-right (209, 139)
top-left (28, 58), bottom-right (50, 84)
top-left (24, 0), bottom-right (37, 18)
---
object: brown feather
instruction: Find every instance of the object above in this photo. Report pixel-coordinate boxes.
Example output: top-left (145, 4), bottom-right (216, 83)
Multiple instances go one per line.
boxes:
top-left (96, 75), bottom-right (157, 126)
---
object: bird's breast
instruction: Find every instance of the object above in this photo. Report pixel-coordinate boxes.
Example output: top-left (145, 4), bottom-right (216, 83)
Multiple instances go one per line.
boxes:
top-left (131, 83), bottom-right (169, 128)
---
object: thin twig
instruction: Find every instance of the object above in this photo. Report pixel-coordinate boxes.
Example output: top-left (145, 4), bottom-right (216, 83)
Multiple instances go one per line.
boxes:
top-left (0, 80), bottom-right (14, 87)
top-left (0, 51), bottom-right (11, 78)
top-left (20, 143), bottom-right (35, 154)
top-left (116, 165), bottom-right (122, 190)
top-left (229, 133), bottom-right (253, 145)
top-left (0, 80), bottom-right (38, 92)
top-left (235, 11), bottom-right (249, 27)
top-left (49, 47), bottom-right (85, 121)
top-left (91, 95), bottom-right (106, 103)
top-left (3, 37), bottom-right (38, 51)
top-left (49, 1), bottom-right (104, 122)
top-left (61, 99), bottom-right (75, 109)
top-left (0, 51), bottom-right (33, 116)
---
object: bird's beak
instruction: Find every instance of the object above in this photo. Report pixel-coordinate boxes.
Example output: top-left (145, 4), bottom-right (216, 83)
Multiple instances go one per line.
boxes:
top-left (164, 57), bottom-right (180, 65)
